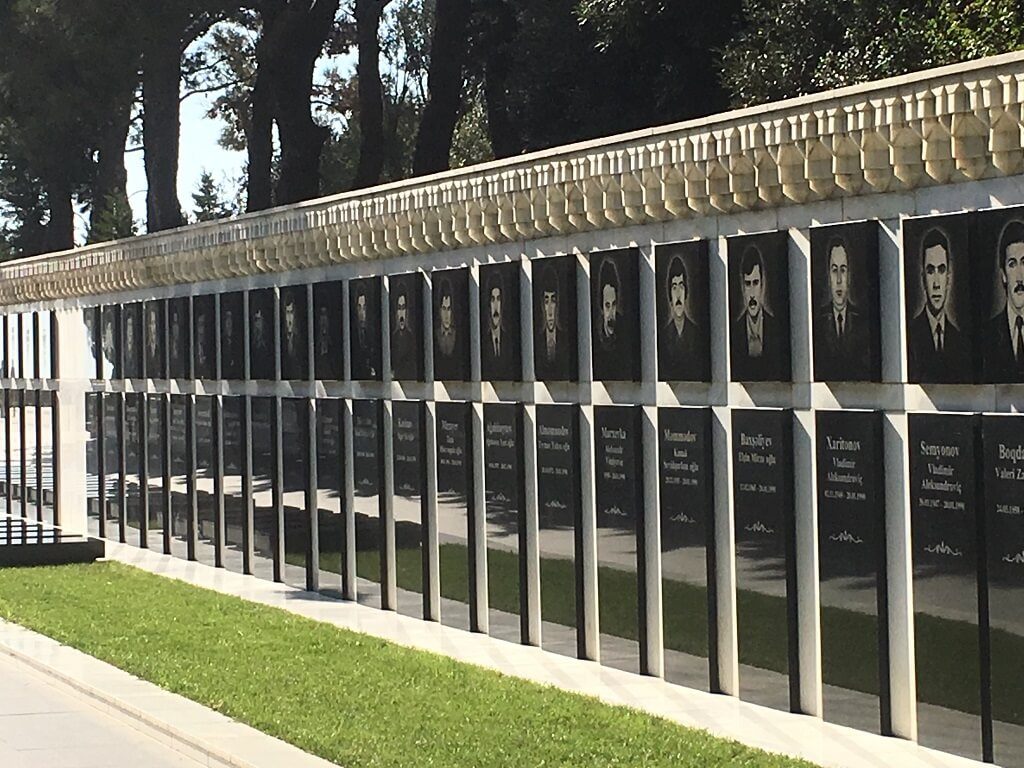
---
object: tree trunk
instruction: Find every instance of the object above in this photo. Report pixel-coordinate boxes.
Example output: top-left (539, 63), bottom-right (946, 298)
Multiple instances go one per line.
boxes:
top-left (412, 0), bottom-right (472, 176)
top-left (89, 91), bottom-right (134, 242)
top-left (142, 33), bottom-right (184, 232)
top-left (479, 1), bottom-right (523, 159)
top-left (43, 181), bottom-right (74, 253)
top-left (353, 0), bottom-right (388, 189)
top-left (246, 60), bottom-right (275, 212)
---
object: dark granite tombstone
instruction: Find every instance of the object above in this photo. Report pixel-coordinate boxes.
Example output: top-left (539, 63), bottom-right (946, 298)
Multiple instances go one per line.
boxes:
top-left (145, 396), bottom-right (166, 553)
top-left (981, 415), bottom-right (1024, 766)
top-left (655, 241), bottom-right (711, 382)
top-left (535, 404), bottom-right (583, 658)
top-left (167, 298), bottom-right (191, 379)
top-left (168, 396), bottom-right (190, 561)
top-left (250, 397), bottom-right (278, 582)
top-left (432, 268), bottom-right (470, 381)
top-left (313, 282), bottom-right (344, 380)
top-left (280, 285), bottom-right (310, 381)
top-left (193, 295), bottom-right (217, 380)
top-left (281, 398), bottom-right (312, 589)
top-left (194, 397), bottom-right (218, 567)
top-left (591, 249), bottom-right (641, 381)
top-left (352, 399), bottom-right (385, 607)
top-left (103, 394), bottom-right (124, 540)
top-left (594, 405), bottom-right (644, 672)
top-left (810, 221), bottom-right (882, 382)
top-left (143, 300), bottom-right (166, 379)
top-left (435, 401), bottom-right (474, 630)
top-left (349, 277), bottom-right (382, 381)
top-left (731, 408), bottom-right (798, 712)
top-left (727, 232), bottom-right (792, 382)
top-left (221, 397), bottom-right (246, 573)
top-left (532, 256), bottom-right (578, 382)
top-left (483, 402), bottom-right (526, 643)
top-left (389, 272), bottom-right (424, 381)
top-left (816, 410), bottom-right (889, 733)
top-left (974, 206), bottom-right (1024, 384)
top-left (219, 292), bottom-right (244, 380)
top-left (123, 303), bottom-right (143, 379)
top-left (315, 399), bottom-right (345, 595)
top-left (658, 407), bottom-right (716, 690)
top-left (123, 393), bottom-right (144, 545)
top-left (100, 306), bottom-right (121, 380)
top-left (903, 214), bottom-right (975, 384)
top-left (392, 400), bottom-right (428, 618)
top-left (909, 413), bottom-right (984, 761)
top-left (479, 263), bottom-right (521, 382)
top-left (248, 288), bottom-right (276, 380)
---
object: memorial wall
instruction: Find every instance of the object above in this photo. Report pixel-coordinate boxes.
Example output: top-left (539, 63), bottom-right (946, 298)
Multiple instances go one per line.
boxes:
top-left (5, 52), bottom-right (1024, 767)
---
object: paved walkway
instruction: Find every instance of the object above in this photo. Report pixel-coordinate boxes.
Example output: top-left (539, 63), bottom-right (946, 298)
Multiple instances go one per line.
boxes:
top-left (99, 541), bottom-right (983, 768)
top-left (0, 652), bottom-right (203, 768)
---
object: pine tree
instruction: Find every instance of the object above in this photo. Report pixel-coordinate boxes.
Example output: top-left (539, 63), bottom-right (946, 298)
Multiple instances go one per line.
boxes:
top-left (191, 171), bottom-right (236, 222)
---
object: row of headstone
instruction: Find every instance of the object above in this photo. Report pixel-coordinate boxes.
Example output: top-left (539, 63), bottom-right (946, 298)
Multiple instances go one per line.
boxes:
top-left (0, 313), bottom-right (55, 380)
top-left (45, 205), bottom-right (1024, 385)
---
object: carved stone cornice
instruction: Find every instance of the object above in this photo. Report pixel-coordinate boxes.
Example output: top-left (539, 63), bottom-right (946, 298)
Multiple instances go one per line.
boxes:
top-left (5, 52), bottom-right (1024, 306)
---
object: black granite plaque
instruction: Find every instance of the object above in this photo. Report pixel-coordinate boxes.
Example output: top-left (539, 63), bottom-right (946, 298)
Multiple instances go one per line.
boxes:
top-left (392, 400), bottom-right (427, 618)
top-left (811, 221), bottom-right (882, 382)
top-left (479, 263), bottom-right (521, 382)
top-left (100, 305), bottom-right (121, 380)
top-left (167, 298), bottom-right (191, 379)
top-left (591, 249), bottom-right (641, 381)
top-left (280, 285), bottom-right (310, 381)
top-left (102, 394), bottom-right (123, 539)
top-left (974, 206), bottom-right (1024, 383)
top-left (904, 213), bottom-right (975, 384)
top-left (144, 300), bottom-right (166, 379)
top-left (389, 272), bottom-right (424, 381)
top-left (981, 415), bottom-right (1024, 765)
top-left (219, 292), bottom-right (244, 380)
top-left (432, 268), bottom-right (470, 381)
top-left (536, 404), bottom-right (583, 658)
top-left (194, 397), bottom-right (217, 567)
top-left (248, 288), bottom-right (276, 380)
top-left (595, 405), bottom-right (644, 672)
top-left (315, 399), bottom-right (345, 594)
top-left (250, 397), bottom-right (278, 582)
top-left (349, 277), bottom-right (382, 381)
top-left (123, 303), bottom-right (143, 379)
top-left (909, 413), bottom-right (983, 760)
top-left (352, 399), bottom-right (385, 607)
top-left (146, 396), bottom-right (166, 552)
top-left (532, 256), bottom-right (578, 382)
top-left (816, 410), bottom-right (889, 734)
top-left (436, 400), bottom-right (474, 630)
top-left (221, 397), bottom-right (245, 572)
top-left (732, 408), bottom-right (797, 712)
top-left (728, 231), bottom-right (791, 382)
top-left (123, 394), bottom-right (144, 543)
top-left (193, 295), bottom-right (217, 380)
top-left (483, 402), bottom-right (526, 643)
top-left (313, 282), bottom-right (343, 380)
top-left (281, 398), bottom-right (311, 589)
top-left (658, 407), bottom-right (715, 690)
top-left (655, 241), bottom-right (711, 382)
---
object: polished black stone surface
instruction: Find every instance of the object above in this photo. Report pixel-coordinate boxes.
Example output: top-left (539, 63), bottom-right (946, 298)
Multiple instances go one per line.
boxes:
top-left (123, 303), bottom-right (144, 380)
top-left (123, 393), bottom-right (144, 545)
top-left (731, 408), bottom-right (797, 712)
top-left (532, 256), bottom-right (578, 382)
top-left (816, 410), bottom-right (888, 734)
top-left (313, 282), bottom-right (344, 381)
top-left (483, 402), bottom-right (526, 643)
top-left (435, 400), bottom-right (474, 630)
top-left (219, 293), bottom-right (244, 380)
top-left (352, 399), bottom-right (384, 607)
top-left (145, 396), bottom-right (166, 551)
top-left (909, 413), bottom-right (984, 761)
top-left (143, 300), bottom-right (166, 380)
top-left (392, 399), bottom-right (427, 618)
top-left (591, 250), bottom-right (641, 382)
top-left (982, 415), bottom-right (1024, 766)
top-left (221, 397), bottom-right (246, 573)
top-left (250, 397), bottom-right (277, 582)
top-left (432, 268), bottom-right (470, 382)
top-left (193, 295), bottom-right (217, 381)
top-left (658, 406), bottom-right (715, 691)
top-left (102, 394), bottom-right (123, 540)
top-left (168, 395), bottom-right (190, 561)
top-left (655, 242), bottom-right (711, 383)
top-left (349, 277), bottom-right (382, 381)
top-left (280, 285), bottom-right (310, 381)
top-left (479, 263), bottom-right (521, 382)
top-left (194, 397), bottom-right (217, 567)
top-left (389, 272), bottom-right (424, 381)
top-left (594, 405), bottom-right (644, 672)
top-left (248, 288), bottom-right (276, 380)
top-left (100, 305), bottom-right (121, 380)
top-left (535, 404), bottom-right (582, 658)
top-left (281, 398), bottom-right (311, 589)
top-left (167, 298), bottom-right (191, 379)
top-left (315, 399), bottom-right (345, 595)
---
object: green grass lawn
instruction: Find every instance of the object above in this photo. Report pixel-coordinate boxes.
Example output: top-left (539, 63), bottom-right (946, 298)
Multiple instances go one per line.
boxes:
top-left (0, 562), bottom-right (817, 768)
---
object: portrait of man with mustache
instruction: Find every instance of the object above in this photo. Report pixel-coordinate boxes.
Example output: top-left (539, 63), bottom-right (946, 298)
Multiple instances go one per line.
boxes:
top-left (590, 249), bottom-right (640, 381)
top-left (982, 217), bottom-right (1024, 382)
top-left (728, 233), bottom-right (791, 382)
top-left (656, 241), bottom-right (710, 382)
top-left (479, 263), bottom-right (520, 381)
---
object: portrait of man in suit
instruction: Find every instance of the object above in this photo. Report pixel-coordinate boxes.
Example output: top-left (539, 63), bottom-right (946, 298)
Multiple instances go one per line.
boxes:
top-left (145, 303), bottom-right (161, 375)
top-left (533, 256), bottom-right (577, 381)
top-left (391, 283), bottom-right (416, 378)
top-left (280, 290), bottom-right (304, 378)
top-left (483, 270), bottom-right (511, 373)
top-left (434, 276), bottom-right (457, 359)
top-left (220, 294), bottom-right (242, 380)
top-left (596, 257), bottom-right (620, 354)
top-left (729, 239), bottom-right (790, 381)
top-left (479, 263), bottom-right (520, 381)
top-left (590, 249), bottom-right (639, 381)
top-left (195, 310), bottom-right (209, 374)
top-left (349, 278), bottom-right (381, 380)
top-left (906, 226), bottom-right (971, 383)
top-left (538, 264), bottom-right (561, 366)
top-left (982, 218), bottom-right (1024, 382)
top-left (813, 237), bottom-right (869, 379)
top-left (354, 285), bottom-right (373, 376)
top-left (657, 253), bottom-right (702, 379)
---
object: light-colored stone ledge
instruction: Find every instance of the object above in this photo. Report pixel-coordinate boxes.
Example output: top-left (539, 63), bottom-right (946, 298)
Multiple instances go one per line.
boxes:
top-left (5, 50), bottom-right (1024, 305)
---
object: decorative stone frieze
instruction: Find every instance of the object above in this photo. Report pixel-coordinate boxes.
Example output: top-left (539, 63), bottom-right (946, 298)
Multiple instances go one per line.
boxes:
top-left (6, 51), bottom-right (1024, 305)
